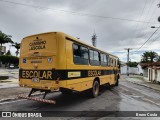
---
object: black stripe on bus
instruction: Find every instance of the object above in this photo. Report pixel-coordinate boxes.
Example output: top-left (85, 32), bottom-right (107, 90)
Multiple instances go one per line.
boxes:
top-left (19, 69), bottom-right (119, 80)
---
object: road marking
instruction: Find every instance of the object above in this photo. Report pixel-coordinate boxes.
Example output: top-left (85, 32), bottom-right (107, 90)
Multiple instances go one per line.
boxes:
top-left (119, 86), bottom-right (128, 91)
top-left (0, 99), bottom-right (27, 105)
top-left (143, 98), bottom-right (160, 106)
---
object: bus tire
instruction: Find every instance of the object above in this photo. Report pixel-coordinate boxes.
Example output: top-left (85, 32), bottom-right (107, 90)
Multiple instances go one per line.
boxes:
top-left (60, 88), bottom-right (72, 94)
top-left (115, 76), bottom-right (119, 86)
top-left (90, 80), bottom-right (100, 98)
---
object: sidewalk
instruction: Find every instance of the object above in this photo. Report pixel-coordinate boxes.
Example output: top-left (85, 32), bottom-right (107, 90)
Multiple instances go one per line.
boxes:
top-left (124, 75), bottom-right (160, 92)
top-left (0, 68), bottom-right (30, 100)
top-left (0, 68), bottom-right (19, 89)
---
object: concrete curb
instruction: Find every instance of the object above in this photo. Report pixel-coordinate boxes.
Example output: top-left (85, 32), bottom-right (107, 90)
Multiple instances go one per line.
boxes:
top-left (127, 80), bottom-right (160, 92)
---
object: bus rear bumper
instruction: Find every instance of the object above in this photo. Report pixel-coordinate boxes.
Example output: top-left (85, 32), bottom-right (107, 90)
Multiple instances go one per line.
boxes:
top-left (18, 88), bottom-right (56, 104)
top-left (18, 95), bottom-right (56, 104)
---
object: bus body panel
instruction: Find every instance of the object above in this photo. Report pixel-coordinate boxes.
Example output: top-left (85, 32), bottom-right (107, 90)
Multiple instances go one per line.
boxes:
top-left (19, 32), bottom-right (67, 90)
top-left (64, 38), bottom-right (117, 92)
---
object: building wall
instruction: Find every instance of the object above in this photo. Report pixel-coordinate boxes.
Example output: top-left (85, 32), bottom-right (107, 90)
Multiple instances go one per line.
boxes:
top-left (152, 69), bottom-right (155, 81)
top-left (137, 64), bottom-right (143, 75)
top-left (143, 68), bottom-right (148, 81)
top-left (157, 70), bottom-right (160, 82)
top-left (120, 64), bottom-right (144, 75)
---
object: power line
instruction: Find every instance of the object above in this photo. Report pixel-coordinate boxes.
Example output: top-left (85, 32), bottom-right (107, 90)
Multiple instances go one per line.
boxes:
top-left (132, 0), bottom-right (148, 39)
top-left (0, 0), bottom-right (159, 24)
top-left (139, 0), bottom-right (156, 41)
top-left (136, 26), bottom-right (160, 51)
top-left (146, 29), bottom-right (160, 46)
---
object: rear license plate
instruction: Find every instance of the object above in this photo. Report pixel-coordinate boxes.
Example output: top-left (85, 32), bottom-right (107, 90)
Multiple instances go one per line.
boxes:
top-left (32, 78), bottom-right (40, 82)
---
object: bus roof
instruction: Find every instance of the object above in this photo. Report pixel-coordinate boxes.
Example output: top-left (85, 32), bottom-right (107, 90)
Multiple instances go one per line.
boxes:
top-left (22, 32), bottom-right (119, 59)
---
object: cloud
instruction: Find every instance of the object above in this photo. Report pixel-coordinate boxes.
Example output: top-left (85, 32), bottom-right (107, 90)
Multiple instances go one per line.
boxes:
top-left (0, 0), bottom-right (160, 61)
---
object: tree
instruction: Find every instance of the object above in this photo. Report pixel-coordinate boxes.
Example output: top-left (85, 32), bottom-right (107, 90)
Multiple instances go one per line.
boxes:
top-left (0, 31), bottom-right (14, 66)
top-left (149, 51), bottom-right (158, 62)
top-left (141, 51), bottom-right (158, 63)
top-left (5, 50), bottom-right (12, 56)
top-left (0, 55), bottom-right (19, 67)
top-left (141, 51), bottom-right (149, 63)
top-left (127, 61), bottom-right (138, 67)
top-left (12, 42), bottom-right (20, 56)
top-left (0, 31), bottom-right (13, 47)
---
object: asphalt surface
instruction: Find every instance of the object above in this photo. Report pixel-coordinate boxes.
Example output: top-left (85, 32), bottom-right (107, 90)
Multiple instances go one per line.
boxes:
top-left (0, 78), bottom-right (160, 120)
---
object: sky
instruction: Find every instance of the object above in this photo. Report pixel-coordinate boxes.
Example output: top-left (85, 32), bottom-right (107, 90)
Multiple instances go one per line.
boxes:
top-left (0, 0), bottom-right (160, 62)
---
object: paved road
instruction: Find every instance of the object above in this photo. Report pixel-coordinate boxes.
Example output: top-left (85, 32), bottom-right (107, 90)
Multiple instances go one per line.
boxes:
top-left (0, 78), bottom-right (160, 120)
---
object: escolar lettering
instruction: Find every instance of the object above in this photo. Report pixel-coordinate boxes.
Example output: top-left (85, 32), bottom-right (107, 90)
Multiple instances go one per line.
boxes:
top-left (22, 70), bottom-right (52, 80)
top-left (88, 70), bottom-right (101, 77)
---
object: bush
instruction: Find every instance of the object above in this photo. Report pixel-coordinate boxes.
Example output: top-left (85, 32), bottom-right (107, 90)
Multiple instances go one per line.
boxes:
top-left (0, 55), bottom-right (19, 67)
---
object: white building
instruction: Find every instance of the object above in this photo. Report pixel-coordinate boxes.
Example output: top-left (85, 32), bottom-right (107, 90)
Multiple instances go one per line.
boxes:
top-left (120, 64), bottom-right (143, 75)
top-left (141, 62), bottom-right (160, 83)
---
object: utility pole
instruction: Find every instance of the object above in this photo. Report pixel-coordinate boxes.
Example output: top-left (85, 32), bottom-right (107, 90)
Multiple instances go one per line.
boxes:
top-left (124, 48), bottom-right (132, 76)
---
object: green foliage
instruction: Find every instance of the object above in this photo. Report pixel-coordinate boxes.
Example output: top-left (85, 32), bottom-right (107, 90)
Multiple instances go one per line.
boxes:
top-left (5, 50), bottom-right (12, 56)
top-left (141, 51), bottom-right (159, 63)
top-left (0, 31), bottom-right (13, 46)
top-left (12, 42), bottom-right (20, 56)
top-left (127, 61), bottom-right (138, 67)
top-left (0, 55), bottom-right (19, 66)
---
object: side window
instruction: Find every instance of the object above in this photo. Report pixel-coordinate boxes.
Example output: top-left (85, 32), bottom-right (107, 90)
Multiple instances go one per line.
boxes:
top-left (94, 51), bottom-right (99, 61)
top-left (104, 55), bottom-right (107, 62)
top-left (101, 54), bottom-right (107, 66)
top-left (115, 60), bottom-right (117, 67)
top-left (109, 58), bottom-right (113, 66)
top-left (89, 50), bottom-right (100, 66)
top-left (113, 59), bottom-right (115, 67)
top-left (89, 50), bottom-right (94, 60)
top-left (73, 44), bottom-right (89, 65)
top-left (81, 46), bottom-right (89, 59)
top-left (73, 44), bottom-right (80, 58)
top-left (106, 55), bottom-right (109, 66)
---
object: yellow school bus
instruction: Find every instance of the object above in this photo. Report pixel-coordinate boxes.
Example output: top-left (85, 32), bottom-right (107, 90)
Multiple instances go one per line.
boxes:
top-left (19, 32), bottom-right (120, 103)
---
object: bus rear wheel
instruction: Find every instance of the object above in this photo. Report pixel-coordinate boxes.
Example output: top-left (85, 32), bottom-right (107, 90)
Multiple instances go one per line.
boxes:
top-left (60, 88), bottom-right (72, 94)
top-left (115, 77), bottom-right (119, 86)
top-left (90, 81), bottom-right (100, 98)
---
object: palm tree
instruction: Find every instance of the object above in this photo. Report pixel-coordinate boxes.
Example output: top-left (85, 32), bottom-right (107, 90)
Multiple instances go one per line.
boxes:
top-left (148, 51), bottom-right (158, 63)
top-left (0, 31), bottom-right (13, 46)
top-left (12, 42), bottom-right (20, 56)
top-left (0, 31), bottom-right (13, 54)
top-left (141, 51), bottom-right (149, 63)
top-left (0, 31), bottom-right (14, 67)
top-left (141, 51), bottom-right (158, 63)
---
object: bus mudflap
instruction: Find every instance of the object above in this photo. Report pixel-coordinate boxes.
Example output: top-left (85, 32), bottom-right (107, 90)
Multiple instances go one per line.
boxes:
top-left (17, 89), bottom-right (56, 104)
